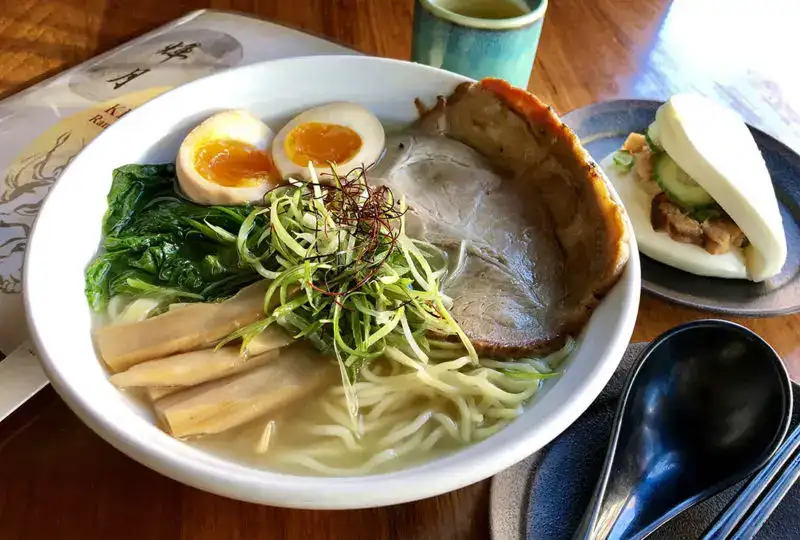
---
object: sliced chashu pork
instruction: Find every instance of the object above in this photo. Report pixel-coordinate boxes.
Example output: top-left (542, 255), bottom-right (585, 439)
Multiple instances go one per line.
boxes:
top-left (375, 134), bottom-right (566, 355)
top-left (374, 79), bottom-right (630, 356)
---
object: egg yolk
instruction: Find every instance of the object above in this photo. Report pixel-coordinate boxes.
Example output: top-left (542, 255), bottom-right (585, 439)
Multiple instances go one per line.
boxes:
top-left (285, 122), bottom-right (362, 167)
top-left (194, 140), bottom-right (277, 187)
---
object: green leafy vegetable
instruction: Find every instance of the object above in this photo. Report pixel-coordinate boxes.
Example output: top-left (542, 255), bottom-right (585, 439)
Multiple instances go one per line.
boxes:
top-left (102, 164), bottom-right (178, 236)
top-left (116, 277), bottom-right (205, 300)
top-left (84, 164), bottom-right (261, 310)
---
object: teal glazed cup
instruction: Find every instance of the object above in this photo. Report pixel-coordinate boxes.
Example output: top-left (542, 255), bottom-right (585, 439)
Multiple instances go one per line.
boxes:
top-left (411, 0), bottom-right (548, 88)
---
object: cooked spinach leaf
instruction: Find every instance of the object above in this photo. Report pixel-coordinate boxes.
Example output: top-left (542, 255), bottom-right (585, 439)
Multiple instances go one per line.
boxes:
top-left (85, 164), bottom-right (261, 311)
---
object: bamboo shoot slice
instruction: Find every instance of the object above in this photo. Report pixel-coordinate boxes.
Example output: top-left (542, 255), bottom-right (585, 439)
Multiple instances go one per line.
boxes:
top-left (95, 281), bottom-right (269, 372)
top-left (154, 346), bottom-right (335, 438)
top-left (110, 326), bottom-right (293, 389)
top-left (109, 348), bottom-right (279, 388)
top-left (145, 327), bottom-right (294, 401)
top-left (243, 326), bottom-right (294, 357)
top-left (148, 386), bottom-right (179, 401)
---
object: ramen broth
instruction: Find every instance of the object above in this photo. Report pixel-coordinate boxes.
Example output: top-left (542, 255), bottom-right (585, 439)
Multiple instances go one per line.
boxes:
top-left (184, 346), bottom-right (565, 476)
top-left (191, 378), bottom-right (465, 476)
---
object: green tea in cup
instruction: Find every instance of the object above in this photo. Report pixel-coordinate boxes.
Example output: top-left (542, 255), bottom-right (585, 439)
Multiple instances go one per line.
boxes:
top-left (411, 0), bottom-right (548, 88)
top-left (437, 0), bottom-right (530, 20)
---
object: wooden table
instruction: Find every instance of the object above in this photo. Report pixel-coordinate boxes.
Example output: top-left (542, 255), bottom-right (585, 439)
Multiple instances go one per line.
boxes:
top-left (1, 1), bottom-right (799, 538)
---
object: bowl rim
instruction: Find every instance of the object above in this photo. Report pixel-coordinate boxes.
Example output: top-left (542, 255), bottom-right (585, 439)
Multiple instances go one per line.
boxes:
top-left (23, 54), bottom-right (641, 509)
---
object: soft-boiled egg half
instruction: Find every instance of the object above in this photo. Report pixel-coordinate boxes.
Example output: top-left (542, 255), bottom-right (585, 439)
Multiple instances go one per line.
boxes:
top-left (272, 102), bottom-right (385, 179)
top-left (177, 110), bottom-right (279, 205)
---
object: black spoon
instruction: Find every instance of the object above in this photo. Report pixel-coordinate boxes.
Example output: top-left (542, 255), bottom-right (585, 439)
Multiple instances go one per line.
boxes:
top-left (572, 320), bottom-right (793, 540)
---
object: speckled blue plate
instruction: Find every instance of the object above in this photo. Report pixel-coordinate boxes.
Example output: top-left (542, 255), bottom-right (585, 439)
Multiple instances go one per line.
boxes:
top-left (561, 99), bottom-right (800, 317)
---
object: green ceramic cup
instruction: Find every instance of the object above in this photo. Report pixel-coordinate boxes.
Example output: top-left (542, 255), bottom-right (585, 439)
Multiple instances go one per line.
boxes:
top-left (411, 0), bottom-right (547, 88)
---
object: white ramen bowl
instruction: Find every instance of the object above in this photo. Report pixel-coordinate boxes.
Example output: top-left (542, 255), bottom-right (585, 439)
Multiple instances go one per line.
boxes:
top-left (25, 56), bottom-right (640, 509)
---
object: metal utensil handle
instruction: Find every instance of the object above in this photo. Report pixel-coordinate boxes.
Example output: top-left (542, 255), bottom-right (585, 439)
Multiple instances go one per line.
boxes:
top-left (702, 422), bottom-right (800, 539)
top-left (0, 341), bottom-right (49, 423)
top-left (729, 439), bottom-right (800, 539)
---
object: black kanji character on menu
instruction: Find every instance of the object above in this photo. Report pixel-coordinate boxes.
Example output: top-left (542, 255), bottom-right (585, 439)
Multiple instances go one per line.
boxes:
top-left (156, 41), bottom-right (201, 63)
top-left (106, 68), bottom-right (151, 90)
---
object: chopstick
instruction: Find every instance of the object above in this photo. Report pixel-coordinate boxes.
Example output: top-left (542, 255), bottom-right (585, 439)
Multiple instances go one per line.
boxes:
top-left (702, 422), bottom-right (800, 539)
top-left (729, 448), bottom-right (800, 539)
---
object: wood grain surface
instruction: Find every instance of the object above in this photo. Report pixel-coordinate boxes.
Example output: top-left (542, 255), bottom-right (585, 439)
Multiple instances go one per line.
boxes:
top-left (1, 1), bottom-right (799, 539)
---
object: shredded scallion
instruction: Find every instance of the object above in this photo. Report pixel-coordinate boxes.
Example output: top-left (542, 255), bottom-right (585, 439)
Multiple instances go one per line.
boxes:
top-left (225, 164), bottom-right (477, 415)
top-left (612, 150), bottom-right (635, 171)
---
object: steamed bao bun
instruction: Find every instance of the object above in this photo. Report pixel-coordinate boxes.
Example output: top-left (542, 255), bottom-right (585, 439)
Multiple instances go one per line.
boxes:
top-left (272, 103), bottom-right (385, 180)
top-left (604, 93), bottom-right (787, 282)
top-left (652, 93), bottom-right (786, 281)
top-left (176, 110), bottom-right (278, 205)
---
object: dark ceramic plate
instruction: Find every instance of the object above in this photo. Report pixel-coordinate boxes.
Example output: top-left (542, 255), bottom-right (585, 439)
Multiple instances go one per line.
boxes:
top-left (489, 343), bottom-right (800, 540)
top-left (562, 100), bottom-right (800, 316)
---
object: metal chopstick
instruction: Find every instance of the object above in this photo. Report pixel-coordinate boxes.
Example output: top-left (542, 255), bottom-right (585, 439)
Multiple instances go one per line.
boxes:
top-left (728, 444), bottom-right (800, 539)
top-left (701, 422), bottom-right (800, 539)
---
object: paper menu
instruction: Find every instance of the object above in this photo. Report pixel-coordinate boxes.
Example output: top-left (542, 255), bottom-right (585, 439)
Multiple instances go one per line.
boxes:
top-left (0, 9), bottom-right (358, 422)
top-left (0, 9), bottom-right (358, 355)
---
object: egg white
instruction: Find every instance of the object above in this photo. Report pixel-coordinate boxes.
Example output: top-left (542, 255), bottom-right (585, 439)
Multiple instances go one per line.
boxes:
top-left (272, 102), bottom-right (385, 180)
top-left (177, 110), bottom-right (275, 206)
top-left (600, 153), bottom-right (748, 280)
